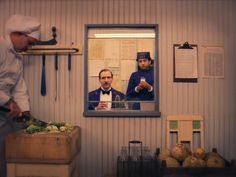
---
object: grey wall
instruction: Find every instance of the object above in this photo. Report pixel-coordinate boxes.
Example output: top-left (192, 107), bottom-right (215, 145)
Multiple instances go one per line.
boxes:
top-left (0, 0), bottom-right (235, 177)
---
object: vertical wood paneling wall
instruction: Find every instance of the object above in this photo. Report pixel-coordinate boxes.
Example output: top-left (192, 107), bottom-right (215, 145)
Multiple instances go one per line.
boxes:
top-left (1, 0), bottom-right (235, 177)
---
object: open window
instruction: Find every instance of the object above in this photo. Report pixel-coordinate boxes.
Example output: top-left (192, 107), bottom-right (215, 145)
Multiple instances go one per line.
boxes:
top-left (84, 24), bottom-right (160, 117)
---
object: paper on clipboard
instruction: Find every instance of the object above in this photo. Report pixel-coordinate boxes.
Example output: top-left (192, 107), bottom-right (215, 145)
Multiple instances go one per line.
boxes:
top-left (174, 45), bottom-right (198, 79)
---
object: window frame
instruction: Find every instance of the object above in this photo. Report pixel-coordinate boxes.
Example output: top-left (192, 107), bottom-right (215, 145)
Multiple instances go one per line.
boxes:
top-left (83, 24), bottom-right (161, 117)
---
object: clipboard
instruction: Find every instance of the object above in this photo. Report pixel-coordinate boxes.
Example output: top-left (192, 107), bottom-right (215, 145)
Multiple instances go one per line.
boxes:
top-left (173, 42), bottom-right (198, 82)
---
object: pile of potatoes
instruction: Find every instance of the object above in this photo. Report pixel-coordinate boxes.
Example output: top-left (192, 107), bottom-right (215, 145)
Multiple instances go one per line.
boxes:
top-left (158, 143), bottom-right (225, 168)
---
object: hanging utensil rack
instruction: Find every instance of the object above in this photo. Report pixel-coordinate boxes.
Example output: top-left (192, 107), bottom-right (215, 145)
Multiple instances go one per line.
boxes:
top-left (21, 26), bottom-right (82, 97)
top-left (22, 45), bottom-right (81, 97)
top-left (21, 26), bottom-right (82, 55)
top-left (21, 45), bottom-right (82, 55)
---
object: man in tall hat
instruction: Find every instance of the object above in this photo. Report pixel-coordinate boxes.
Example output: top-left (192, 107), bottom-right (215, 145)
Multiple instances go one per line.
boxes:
top-left (126, 52), bottom-right (154, 109)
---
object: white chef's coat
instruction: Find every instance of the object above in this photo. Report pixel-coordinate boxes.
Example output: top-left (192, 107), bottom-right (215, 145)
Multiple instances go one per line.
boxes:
top-left (100, 87), bottom-right (112, 110)
top-left (0, 35), bottom-right (29, 111)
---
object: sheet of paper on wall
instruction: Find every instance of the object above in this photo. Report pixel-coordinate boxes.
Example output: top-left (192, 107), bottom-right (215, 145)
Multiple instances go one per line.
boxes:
top-left (104, 40), bottom-right (120, 59)
top-left (175, 46), bottom-right (198, 78)
top-left (137, 39), bottom-right (155, 59)
top-left (89, 60), bottom-right (105, 76)
top-left (202, 46), bottom-right (224, 78)
top-left (112, 76), bottom-right (122, 91)
top-left (88, 39), bottom-right (105, 59)
top-left (120, 40), bottom-right (137, 59)
top-left (110, 67), bottom-right (120, 76)
top-left (120, 60), bottom-right (137, 80)
top-left (107, 59), bottom-right (120, 67)
top-left (88, 77), bottom-right (100, 92)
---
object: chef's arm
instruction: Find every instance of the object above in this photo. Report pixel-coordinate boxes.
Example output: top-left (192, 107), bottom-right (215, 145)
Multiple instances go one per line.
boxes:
top-left (11, 73), bottom-right (30, 112)
top-left (0, 75), bottom-right (21, 117)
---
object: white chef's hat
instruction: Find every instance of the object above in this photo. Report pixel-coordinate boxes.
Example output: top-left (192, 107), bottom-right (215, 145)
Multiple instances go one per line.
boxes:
top-left (6, 14), bottom-right (41, 40)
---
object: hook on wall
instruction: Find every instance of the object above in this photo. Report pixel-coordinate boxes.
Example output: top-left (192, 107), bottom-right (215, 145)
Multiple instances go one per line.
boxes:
top-left (178, 41), bottom-right (193, 49)
top-left (34, 26), bottom-right (58, 45)
top-left (52, 26), bottom-right (57, 39)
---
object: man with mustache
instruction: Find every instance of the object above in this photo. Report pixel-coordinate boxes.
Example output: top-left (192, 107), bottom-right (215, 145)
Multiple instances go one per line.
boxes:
top-left (0, 14), bottom-right (41, 177)
top-left (88, 69), bottom-right (125, 110)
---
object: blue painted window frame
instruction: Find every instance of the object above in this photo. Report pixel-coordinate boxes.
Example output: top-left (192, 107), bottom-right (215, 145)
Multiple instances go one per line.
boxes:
top-left (84, 24), bottom-right (161, 117)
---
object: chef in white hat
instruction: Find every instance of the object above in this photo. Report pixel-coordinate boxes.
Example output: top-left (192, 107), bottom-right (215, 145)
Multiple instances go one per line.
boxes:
top-left (5, 14), bottom-right (41, 51)
top-left (0, 14), bottom-right (41, 177)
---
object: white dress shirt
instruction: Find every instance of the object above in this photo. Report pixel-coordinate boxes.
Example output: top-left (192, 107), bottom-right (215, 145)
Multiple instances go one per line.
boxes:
top-left (100, 87), bottom-right (112, 110)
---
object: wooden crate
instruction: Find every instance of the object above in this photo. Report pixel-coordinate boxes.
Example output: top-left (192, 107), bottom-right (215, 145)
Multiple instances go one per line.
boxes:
top-left (159, 158), bottom-right (236, 177)
top-left (5, 126), bottom-right (81, 164)
top-left (160, 166), bottom-right (236, 177)
top-left (7, 153), bottom-right (79, 177)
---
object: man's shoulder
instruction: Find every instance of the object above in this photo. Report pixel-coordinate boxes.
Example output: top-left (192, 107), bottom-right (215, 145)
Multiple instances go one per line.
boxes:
top-left (128, 71), bottom-right (135, 76)
top-left (89, 88), bottom-right (100, 95)
top-left (112, 88), bottom-right (124, 96)
top-left (130, 71), bottom-right (140, 77)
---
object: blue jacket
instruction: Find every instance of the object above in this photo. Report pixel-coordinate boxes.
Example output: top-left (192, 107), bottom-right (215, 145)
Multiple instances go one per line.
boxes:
top-left (126, 69), bottom-right (154, 101)
top-left (126, 69), bottom-right (154, 110)
top-left (88, 88), bottom-right (125, 110)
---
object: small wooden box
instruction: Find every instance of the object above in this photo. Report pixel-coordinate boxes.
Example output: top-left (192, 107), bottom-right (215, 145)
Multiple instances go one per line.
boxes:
top-left (5, 126), bottom-right (81, 164)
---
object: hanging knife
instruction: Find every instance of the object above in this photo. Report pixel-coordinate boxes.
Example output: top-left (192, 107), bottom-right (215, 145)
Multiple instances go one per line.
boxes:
top-left (68, 53), bottom-right (71, 98)
top-left (41, 54), bottom-right (46, 96)
top-left (55, 53), bottom-right (59, 101)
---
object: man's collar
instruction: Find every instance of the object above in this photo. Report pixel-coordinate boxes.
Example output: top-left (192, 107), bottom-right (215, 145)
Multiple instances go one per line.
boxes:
top-left (100, 87), bottom-right (112, 95)
top-left (100, 87), bottom-right (112, 91)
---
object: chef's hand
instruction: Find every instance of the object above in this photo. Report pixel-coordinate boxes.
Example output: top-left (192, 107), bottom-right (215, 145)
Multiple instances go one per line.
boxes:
top-left (5, 99), bottom-right (21, 118)
top-left (19, 111), bottom-right (31, 122)
top-left (96, 101), bottom-right (108, 110)
top-left (22, 111), bottom-right (30, 117)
